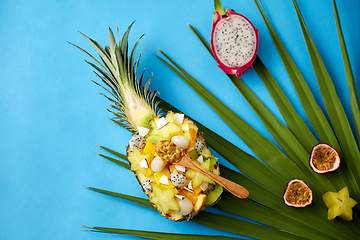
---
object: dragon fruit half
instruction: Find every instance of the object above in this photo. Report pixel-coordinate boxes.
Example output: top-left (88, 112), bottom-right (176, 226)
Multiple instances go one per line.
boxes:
top-left (211, 8), bottom-right (259, 78)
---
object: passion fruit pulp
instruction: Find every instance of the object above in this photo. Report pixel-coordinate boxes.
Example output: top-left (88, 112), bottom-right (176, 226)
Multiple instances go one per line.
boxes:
top-left (310, 143), bottom-right (340, 174)
top-left (283, 179), bottom-right (313, 207)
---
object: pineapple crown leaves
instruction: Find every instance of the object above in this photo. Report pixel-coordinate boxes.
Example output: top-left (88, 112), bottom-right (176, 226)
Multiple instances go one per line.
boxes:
top-left (69, 22), bottom-right (160, 132)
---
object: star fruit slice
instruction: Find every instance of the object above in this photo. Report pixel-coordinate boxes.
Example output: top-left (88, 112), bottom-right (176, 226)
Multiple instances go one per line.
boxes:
top-left (323, 186), bottom-right (358, 221)
top-left (150, 183), bottom-right (180, 214)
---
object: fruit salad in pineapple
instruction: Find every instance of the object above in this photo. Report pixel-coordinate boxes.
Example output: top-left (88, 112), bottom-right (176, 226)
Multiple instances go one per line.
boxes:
top-left (72, 23), bottom-right (223, 221)
top-left (128, 112), bottom-right (223, 221)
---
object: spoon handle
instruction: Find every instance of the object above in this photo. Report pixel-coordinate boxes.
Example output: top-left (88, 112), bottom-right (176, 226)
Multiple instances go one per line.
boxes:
top-left (179, 155), bottom-right (249, 199)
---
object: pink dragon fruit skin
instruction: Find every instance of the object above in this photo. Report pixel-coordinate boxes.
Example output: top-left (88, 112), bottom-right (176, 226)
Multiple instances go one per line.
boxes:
top-left (211, 9), bottom-right (259, 78)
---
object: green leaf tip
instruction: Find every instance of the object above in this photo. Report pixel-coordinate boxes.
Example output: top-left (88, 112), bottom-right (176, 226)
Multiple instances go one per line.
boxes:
top-left (214, 0), bottom-right (225, 15)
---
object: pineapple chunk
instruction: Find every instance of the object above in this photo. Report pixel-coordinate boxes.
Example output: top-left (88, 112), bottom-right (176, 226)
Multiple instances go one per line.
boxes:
top-left (151, 183), bottom-right (180, 213)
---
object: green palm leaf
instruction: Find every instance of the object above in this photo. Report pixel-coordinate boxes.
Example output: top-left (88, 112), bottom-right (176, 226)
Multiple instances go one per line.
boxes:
top-left (84, 226), bottom-right (238, 240)
top-left (79, 0), bottom-right (360, 239)
top-left (253, 0), bottom-right (342, 154)
top-left (291, 0), bottom-right (360, 203)
top-left (156, 51), bottom-right (360, 239)
top-left (332, 0), bottom-right (360, 146)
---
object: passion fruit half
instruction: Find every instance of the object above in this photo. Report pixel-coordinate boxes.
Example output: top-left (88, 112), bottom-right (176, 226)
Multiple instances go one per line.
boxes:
top-left (283, 179), bottom-right (313, 207)
top-left (310, 143), bottom-right (340, 174)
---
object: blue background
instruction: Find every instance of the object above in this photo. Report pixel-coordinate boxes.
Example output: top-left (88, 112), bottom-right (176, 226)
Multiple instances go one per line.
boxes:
top-left (1, 0), bottom-right (359, 239)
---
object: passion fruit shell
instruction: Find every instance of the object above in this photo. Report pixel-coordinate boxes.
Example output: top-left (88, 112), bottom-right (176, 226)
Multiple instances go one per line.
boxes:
top-left (283, 179), bottom-right (313, 207)
top-left (310, 143), bottom-right (340, 174)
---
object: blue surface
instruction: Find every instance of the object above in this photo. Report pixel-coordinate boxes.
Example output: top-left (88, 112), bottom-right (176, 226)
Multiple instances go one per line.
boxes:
top-left (1, 0), bottom-right (359, 239)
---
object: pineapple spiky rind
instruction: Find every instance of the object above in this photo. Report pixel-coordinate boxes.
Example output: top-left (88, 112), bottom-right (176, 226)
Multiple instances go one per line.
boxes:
top-left (70, 23), bottom-right (159, 132)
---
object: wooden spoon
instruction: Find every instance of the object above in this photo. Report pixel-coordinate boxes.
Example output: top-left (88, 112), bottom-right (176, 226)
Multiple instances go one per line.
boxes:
top-left (155, 140), bottom-right (249, 199)
top-left (177, 154), bottom-right (249, 199)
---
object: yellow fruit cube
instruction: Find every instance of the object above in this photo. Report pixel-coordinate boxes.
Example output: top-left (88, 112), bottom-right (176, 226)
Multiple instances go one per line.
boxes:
top-left (154, 167), bottom-right (174, 188)
top-left (143, 141), bottom-right (156, 154)
top-left (194, 194), bottom-right (207, 212)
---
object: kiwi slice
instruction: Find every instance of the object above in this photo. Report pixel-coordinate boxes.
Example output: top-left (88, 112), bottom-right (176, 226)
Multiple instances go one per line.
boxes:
top-left (204, 183), bottom-right (223, 205)
top-left (147, 135), bottom-right (168, 144)
top-left (138, 113), bottom-right (155, 130)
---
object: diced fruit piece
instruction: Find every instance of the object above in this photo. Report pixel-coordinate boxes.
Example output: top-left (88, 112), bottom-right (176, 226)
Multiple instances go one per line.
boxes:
top-left (139, 159), bottom-right (149, 168)
top-left (188, 149), bottom-right (199, 160)
top-left (171, 135), bottom-right (189, 149)
top-left (178, 189), bottom-right (199, 206)
top-left (151, 183), bottom-right (180, 213)
top-left (129, 134), bottom-right (146, 151)
top-left (154, 167), bottom-right (174, 188)
top-left (165, 111), bottom-right (176, 123)
top-left (151, 156), bottom-right (167, 173)
top-left (159, 175), bottom-right (170, 185)
top-left (142, 179), bottom-right (152, 192)
top-left (147, 135), bottom-right (168, 144)
top-left (175, 197), bottom-right (194, 215)
top-left (174, 113), bottom-right (184, 125)
top-left (194, 186), bottom-right (202, 194)
top-left (197, 155), bottom-right (204, 164)
top-left (127, 148), bottom-right (151, 173)
top-left (146, 167), bottom-right (154, 178)
top-left (170, 170), bottom-right (187, 188)
top-left (138, 113), bottom-right (155, 130)
top-left (181, 123), bottom-right (198, 149)
top-left (202, 148), bottom-right (212, 156)
top-left (194, 138), bottom-right (205, 152)
top-left (169, 164), bottom-right (186, 173)
top-left (208, 157), bottom-right (218, 168)
top-left (143, 141), bottom-right (156, 154)
top-left (137, 126), bottom-right (150, 137)
top-left (169, 165), bottom-right (177, 174)
top-left (178, 189), bottom-right (206, 212)
top-left (200, 182), bottom-right (209, 192)
top-left (175, 164), bottom-right (186, 172)
top-left (194, 194), bottom-right (207, 212)
top-left (204, 184), bottom-right (223, 205)
top-left (151, 122), bottom-right (183, 139)
top-left (156, 117), bottom-right (169, 129)
top-left (283, 179), bottom-right (313, 207)
top-left (323, 186), bottom-right (358, 221)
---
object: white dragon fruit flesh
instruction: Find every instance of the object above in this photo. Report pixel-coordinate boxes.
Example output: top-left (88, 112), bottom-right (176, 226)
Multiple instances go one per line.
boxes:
top-left (142, 179), bottom-right (153, 192)
top-left (194, 138), bottom-right (204, 152)
top-left (129, 134), bottom-right (146, 151)
top-left (211, 9), bottom-right (259, 78)
top-left (170, 170), bottom-right (188, 188)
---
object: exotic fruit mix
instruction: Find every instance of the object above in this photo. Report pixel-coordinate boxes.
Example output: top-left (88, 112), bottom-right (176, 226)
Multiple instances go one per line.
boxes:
top-left (128, 111), bottom-right (225, 221)
top-left (73, 25), bottom-right (237, 221)
top-left (211, 0), bottom-right (259, 78)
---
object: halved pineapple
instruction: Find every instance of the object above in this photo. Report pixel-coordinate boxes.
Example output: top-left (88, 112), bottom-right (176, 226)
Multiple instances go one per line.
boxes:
top-left (127, 112), bottom-right (223, 221)
top-left (73, 24), bottom-right (223, 221)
